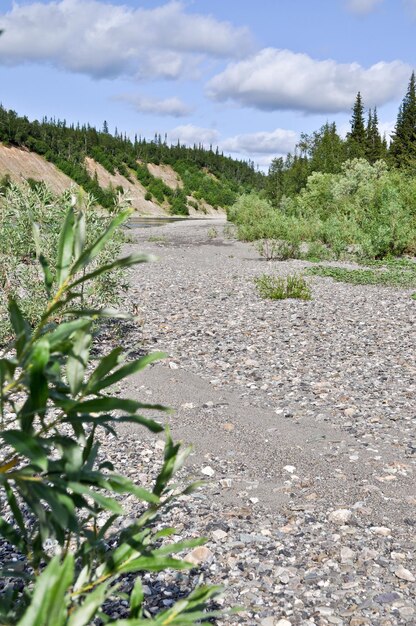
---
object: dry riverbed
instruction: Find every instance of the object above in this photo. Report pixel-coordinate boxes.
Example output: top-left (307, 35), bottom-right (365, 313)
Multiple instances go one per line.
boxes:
top-left (107, 218), bottom-right (415, 625)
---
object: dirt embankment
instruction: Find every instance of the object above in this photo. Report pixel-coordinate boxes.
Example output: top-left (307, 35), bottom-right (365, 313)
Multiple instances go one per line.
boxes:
top-left (0, 144), bottom-right (76, 194)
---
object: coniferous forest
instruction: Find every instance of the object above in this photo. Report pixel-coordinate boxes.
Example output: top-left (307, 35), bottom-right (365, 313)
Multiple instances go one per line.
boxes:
top-left (0, 105), bottom-right (265, 212)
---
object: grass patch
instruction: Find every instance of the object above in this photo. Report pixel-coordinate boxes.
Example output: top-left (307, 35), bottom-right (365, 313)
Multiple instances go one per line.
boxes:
top-left (309, 264), bottom-right (416, 288)
top-left (255, 273), bottom-right (312, 300)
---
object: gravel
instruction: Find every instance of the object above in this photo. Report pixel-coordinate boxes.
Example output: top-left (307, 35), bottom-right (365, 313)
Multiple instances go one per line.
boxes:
top-left (112, 218), bottom-right (415, 625)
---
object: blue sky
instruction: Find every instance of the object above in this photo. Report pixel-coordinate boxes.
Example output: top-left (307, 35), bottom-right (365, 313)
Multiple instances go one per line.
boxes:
top-left (0, 0), bottom-right (415, 169)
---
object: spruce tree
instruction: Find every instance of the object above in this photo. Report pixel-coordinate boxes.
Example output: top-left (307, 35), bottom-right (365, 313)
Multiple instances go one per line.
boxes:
top-left (390, 71), bottom-right (416, 167)
top-left (365, 107), bottom-right (384, 163)
top-left (346, 92), bottom-right (366, 158)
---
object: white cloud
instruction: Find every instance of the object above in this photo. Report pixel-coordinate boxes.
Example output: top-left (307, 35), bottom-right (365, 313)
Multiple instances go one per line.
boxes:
top-left (0, 0), bottom-right (253, 79)
top-left (221, 128), bottom-right (298, 155)
top-left (168, 124), bottom-right (220, 147)
top-left (208, 48), bottom-right (410, 114)
top-left (346, 0), bottom-right (384, 14)
top-left (115, 94), bottom-right (193, 117)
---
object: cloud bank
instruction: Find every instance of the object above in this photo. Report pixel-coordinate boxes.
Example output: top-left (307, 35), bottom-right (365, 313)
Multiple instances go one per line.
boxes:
top-left (221, 129), bottom-right (298, 155)
top-left (0, 0), bottom-right (253, 79)
top-left (115, 94), bottom-right (193, 117)
top-left (208, 48), bottom-right (410, 114)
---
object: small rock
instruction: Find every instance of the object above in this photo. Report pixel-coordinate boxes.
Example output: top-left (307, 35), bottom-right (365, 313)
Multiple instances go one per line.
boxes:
top-left (201, 466), bottom-right (215, 477)
top-left (395, 565), bottom-right (415, 582)
top-left (221, 422), bottom-right (235, 432)
top-left (374, 592), bottom-right (400, 604)
top-left (168, 361), bottom-right (179, 370)
top-left (283, 465), bottom-right (296, 474)
top-left (275, 620), bottom-right (292, 626)
top-left (212, 529), bottom-right (227, 541)
top-left (340, 547), bottom-right (355, 563)
top-left (329, 509), bottom-right (352, 524)
top-left (370, 526), bottom-right (391, 536)
top-left (184, 546), bottom-right (214, 565)
top-left (249, 497), bottom-right (259, 504)
top-left (260, 618), bottom-right (275, 626)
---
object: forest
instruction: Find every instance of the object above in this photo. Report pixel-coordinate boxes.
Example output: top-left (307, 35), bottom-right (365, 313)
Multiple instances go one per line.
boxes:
top-left (0, 105), bottom-right (265, 212)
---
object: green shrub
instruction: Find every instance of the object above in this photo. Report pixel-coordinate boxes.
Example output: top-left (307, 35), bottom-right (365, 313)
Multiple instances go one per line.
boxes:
top-left (144, 191), bottom-right (152, 201)
top-left (0, 203), bottom-right (225, 624)
top-left (229, 160), bottom-right (416, 260)
top-left (0, 183), bottom-right (126, 343)
top-left (254, 273), bottom-right (312, 300)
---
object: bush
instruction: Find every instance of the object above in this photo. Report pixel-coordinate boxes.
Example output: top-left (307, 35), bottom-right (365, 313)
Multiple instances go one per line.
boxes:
top-left (0, 183), bottom-right (126, 343)
top-left (0, 202), bottom-right (224, 624)
top-left (229, 161), bottom-right (416, 260)
top-left (254, 273), bottom-right (312, 300)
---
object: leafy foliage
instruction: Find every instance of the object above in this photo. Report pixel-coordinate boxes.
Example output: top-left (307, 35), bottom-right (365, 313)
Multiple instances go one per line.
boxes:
top-left (0, 200), bottom-right (225, 624)
top-left (0, 184), bottom-right (127, 343)
top-left (254, 273), bottom-right (312, 300)
top-left (230, 160), bottom-right (416, 260)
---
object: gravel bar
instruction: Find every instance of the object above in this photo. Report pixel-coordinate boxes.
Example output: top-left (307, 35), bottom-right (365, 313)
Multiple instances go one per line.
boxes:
top-left (109, 218), bottom-right (415, 625)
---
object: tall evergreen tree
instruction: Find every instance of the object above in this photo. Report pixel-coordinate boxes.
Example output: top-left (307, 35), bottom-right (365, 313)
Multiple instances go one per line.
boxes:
top-left (390, 71), bottom-right (416, 166)
top-left (365, 107), bottom-right (384, 163)
top-left (346, 92), bottom-right (366, 158)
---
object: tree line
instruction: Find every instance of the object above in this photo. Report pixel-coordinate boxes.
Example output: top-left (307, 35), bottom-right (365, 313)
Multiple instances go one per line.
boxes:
top-left (267, 71), bottom-right (416, 206)
top-left (0, 107), bottom-right (265, 210)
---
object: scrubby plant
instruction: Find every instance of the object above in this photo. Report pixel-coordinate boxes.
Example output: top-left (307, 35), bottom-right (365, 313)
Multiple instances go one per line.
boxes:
top-left (0, 200), bottom-right (225, 624)
top-left (0, 183), bottom-right (126, 343)
top-left (254, 273), bottom-right (312, 300)
top-left (229, 160), bottom-right (416, 261)
top-left (309, 262), bottom-right (416, 289)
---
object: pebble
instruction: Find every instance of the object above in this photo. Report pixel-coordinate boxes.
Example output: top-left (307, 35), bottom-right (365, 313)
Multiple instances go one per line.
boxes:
top-left (201, 466), bottom-right (215, 477)
top-left (329, 509), bottom-right (352, 524)
top-left (394, 565), bottom-right (415, 582)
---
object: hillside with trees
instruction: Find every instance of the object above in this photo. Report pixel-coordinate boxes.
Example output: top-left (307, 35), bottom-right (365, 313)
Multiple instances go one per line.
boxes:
top-left (0, 106), bottom-right (265, 214)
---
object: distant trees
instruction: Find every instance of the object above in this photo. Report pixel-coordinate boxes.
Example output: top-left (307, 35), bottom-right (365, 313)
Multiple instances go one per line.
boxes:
top-left (266, 74), bottom-right (416, 208)
top-left (390, 71), bottom-right (416, 167)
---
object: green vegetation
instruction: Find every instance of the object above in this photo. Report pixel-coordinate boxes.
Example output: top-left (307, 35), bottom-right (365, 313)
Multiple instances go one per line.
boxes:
top-left (0, 201), bottom-right (225, 624)
top-left (309, 262), bottom-right (416, 288)
top-left (229, 159), bottom-right (416, 261)
top-left (227, 71), bottom-right (416, 265)
top-left (254, 273), bottom-right (312, 300)
top-left (0, 184), bottom-right (128, 343)
top-left (0, 106), bottom-right (264, 212)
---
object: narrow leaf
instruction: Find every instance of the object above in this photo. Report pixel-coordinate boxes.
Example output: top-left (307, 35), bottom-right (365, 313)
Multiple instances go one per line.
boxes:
top-left (56, 207), bottom-right (75, 287)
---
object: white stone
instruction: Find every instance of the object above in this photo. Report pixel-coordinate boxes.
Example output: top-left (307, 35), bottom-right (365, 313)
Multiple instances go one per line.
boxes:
top-left (212, 529), bottom-right (227, 541)
top-left (370, 526), bottom-right (391, 536)
top-left (395, 566), bottom-right (415, 582)
top-left (283, 465), bottom-right (296, 474)
top-left (329, 509), bottom-right (352, 524)
top-left (201, 466), bottom-right (215, 477)
top-left (340, 547), bottom-right (355, 563)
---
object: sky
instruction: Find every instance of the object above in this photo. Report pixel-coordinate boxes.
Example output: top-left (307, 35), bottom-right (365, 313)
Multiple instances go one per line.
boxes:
top-left (0, 0), bottom-right (415, 170)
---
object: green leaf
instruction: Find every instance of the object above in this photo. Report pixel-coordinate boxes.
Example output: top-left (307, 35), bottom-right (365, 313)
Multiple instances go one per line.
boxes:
top-left (67, 581), bottom-right (110, 626)
top-left (17, 555), bottom-right (73, 626)
top-left (56, 206), bottom-right (75, 287)
top-left (71, 208), bottom-right (133, 274)
top-left (85, 347), bottom-right (123, 393)
top-left (67, 330), bottom-right (91, 396)
top-left (89, 352), bottom-right (165, 394)
top-left (71, 397), bottom-right (158, 415)
top-left (8, 298), bottom-right (31, 358)
top-left (1, 431), bottom-right (48, 471)
top-left (47, 319), bottom-right (91, 350)
top-left (74, 210), bottom-right (86, 259)
top-left (129, 578), bottom-right (144, 619)
top-left (70, 253), bottom-right (151, 289)
top-left (68, 483), bottom-right (124, 514)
